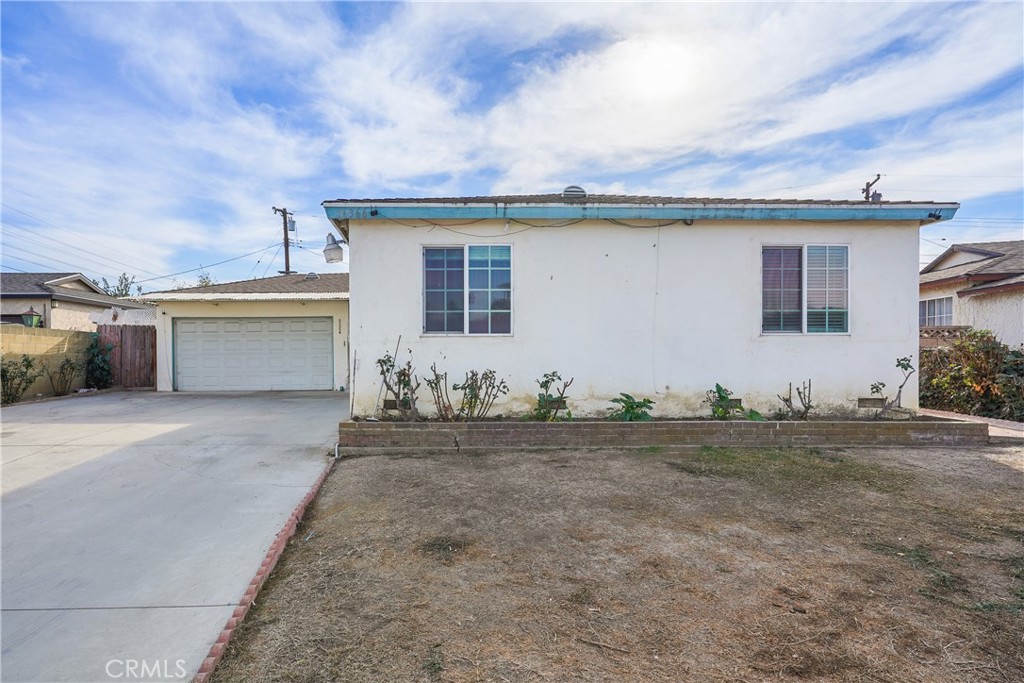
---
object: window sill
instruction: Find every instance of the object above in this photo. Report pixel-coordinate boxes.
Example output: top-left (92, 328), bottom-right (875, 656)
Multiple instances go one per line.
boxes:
top-left (420, 333), bottom-right (514, 338)
top-left (760, 333), bottom-right (852, 337)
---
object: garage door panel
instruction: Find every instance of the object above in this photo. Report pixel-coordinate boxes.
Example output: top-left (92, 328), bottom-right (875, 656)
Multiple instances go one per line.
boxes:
top-left (174, 317), bottom-right (333, 391)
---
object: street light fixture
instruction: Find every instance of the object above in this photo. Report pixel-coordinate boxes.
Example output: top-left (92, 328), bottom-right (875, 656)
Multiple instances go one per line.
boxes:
top-left (323, 234), bottom-right (345, 263)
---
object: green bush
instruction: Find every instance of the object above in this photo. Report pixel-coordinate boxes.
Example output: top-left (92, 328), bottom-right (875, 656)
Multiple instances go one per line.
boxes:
top-left (607, 393), bottom-right (655, 421)
top-left (85, 333), bottom-right (115, 389)
top-left (920, 330), bottom-right (1024, 422)
top-left (45, 355), bottom-right (84, 397)
top-left (704, 383), bottom-right (765, 421)
top-left (527, 371), bottom-right (573, 421)
top-left (423, 363), bottom-right (509, 421)
top-left (1, 354), bottom-right (44, 405)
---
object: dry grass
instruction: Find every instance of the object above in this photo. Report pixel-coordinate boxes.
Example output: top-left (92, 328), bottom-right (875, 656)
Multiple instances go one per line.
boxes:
top-left (213, 445), bottom-right (1024, 682)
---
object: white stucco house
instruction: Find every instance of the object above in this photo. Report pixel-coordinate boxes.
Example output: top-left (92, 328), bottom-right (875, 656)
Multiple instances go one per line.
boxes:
top-left (323, 188), bottom-right (959, 417)
top-left (141, 273), bottom-right (349, 392)
top-left (919, 240), bottom-right (1023, 348)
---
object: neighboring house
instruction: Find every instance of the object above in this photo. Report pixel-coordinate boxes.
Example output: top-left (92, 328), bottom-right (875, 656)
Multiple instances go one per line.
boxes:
top-left (0, 272), bottom-right (152, 331)
top-left (919, 240), bottom-right (1024, 348)
top-left (140, 273), bottom-right (349, 392)
top-left (322, 189), bottom-right (959, 417)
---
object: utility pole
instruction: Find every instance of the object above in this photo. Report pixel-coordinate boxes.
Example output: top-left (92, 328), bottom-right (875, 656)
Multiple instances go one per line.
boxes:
top-left (272, 206), bottom-right (295, 274)
top-left (861, 174), bottom-right (882, 201)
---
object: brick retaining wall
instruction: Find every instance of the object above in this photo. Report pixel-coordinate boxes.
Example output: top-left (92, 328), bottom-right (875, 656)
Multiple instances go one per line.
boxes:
top-left (339, 419), bottom-right (989, 449)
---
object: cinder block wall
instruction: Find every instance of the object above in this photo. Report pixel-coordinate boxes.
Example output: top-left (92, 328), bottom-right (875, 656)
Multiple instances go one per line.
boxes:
top-left (0, 327), bottom-right (93, 400)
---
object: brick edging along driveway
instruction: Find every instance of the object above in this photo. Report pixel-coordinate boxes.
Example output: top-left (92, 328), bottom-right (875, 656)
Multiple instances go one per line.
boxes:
top-left (192, 457), bottom-right (337, 683)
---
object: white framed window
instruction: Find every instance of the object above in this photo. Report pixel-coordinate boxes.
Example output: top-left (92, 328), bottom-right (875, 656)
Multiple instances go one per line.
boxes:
top-left (762, 245), bottom-right (849, 334)
top-left (919, 296), bottom-right (953, 326)
top-left (423, 245), bottom-right (512, 335)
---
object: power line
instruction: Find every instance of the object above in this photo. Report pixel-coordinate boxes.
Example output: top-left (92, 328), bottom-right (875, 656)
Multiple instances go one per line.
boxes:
top-left (1, 242), bottom-right (115, 275)
top-left (1, 227), bottom-right (143, 281)
top-left (261, 245), bottom-right (282, 278)
top-left (245, 243), bottom-right (281, 279)
top-left (886, 173), bottom-right (1024, 179)
top-left (1, 253), bottom-right (64, 271)
top-left (1, 204), bottom-right (165, 277)
top-left (135, 243), bottom-right (279, 285)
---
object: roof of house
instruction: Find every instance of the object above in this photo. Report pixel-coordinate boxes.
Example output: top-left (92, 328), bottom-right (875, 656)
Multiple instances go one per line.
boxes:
top-left (324, 193), bottom-right (956, 207)
top-left (323, 191), bottom-right (959, 229)
top-left (919, 240), bottom-right (1024, 296)
top-left (0, 272), bottom-right (151, 309)
top-left (140, 273), bottom-right (349, 301)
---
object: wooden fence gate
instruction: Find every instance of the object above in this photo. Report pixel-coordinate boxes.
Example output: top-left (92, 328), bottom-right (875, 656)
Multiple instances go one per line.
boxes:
top-left (97, 325), bottom-right (156, 388)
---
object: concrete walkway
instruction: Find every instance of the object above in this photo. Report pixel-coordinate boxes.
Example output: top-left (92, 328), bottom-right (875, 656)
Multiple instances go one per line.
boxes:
top-left (918, 407), bottom-right (1024, 442)
top-left (1, 391), bottom-right (347, 683)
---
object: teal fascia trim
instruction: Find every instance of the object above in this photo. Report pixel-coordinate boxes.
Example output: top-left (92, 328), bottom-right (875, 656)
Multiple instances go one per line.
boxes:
top-left (324, 203), bottom-right (959, 223)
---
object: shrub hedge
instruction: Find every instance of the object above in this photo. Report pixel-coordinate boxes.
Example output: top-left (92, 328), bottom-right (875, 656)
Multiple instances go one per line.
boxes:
top-left (920, 330), bottom-right (1024, 422)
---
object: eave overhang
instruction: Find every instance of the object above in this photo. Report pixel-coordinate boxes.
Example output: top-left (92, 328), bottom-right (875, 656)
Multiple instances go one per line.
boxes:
top-left (958, 282), bottom-right (1024, 297)
top-left (920, 273), bottom-right (1006, 291)
top-left (322, 200), bottom-right (959, 225)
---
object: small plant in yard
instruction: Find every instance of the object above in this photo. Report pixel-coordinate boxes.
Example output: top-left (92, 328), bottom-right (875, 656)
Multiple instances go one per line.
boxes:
top-left (84, 333), bottom-right (115, 389)
top-left (528, 371), bottom-right (574, 421)
top-left (705, 383), bottom-right (764, 421)
top-left (425, 364), bottom-right (509, 421)
top-left (1, 354), bottom-right (44, 405)
top-left (44, 355), bottom-right (85, 397)
top-left (706, 383), bottom-right (736, 419)
top-left (376, 351), bottom-right (421, 420)
top-left (422, 644), bottom-right (444, 680)
top-left (452, 369), bottom-right (508, 420)
top-left (608, 392), bottom-right (655, 421)
top-left (776, 379), bottom-right (814, 420)
top-left (871, 356), bottom-right (916, 418)
top-left (424, 364), bottom-right (456, 421)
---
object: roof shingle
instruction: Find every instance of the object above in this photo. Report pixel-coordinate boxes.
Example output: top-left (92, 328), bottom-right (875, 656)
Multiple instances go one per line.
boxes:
top-left (147, 273), bottom-right (349, 296)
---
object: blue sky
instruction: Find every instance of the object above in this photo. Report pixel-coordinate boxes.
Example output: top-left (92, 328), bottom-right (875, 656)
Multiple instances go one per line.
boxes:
top-left (2, 1), bottom-right (1022, 291)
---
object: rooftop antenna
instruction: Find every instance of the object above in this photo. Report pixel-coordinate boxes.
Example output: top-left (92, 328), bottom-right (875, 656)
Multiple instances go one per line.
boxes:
top-left (862, 174), bottom-right (882, 202)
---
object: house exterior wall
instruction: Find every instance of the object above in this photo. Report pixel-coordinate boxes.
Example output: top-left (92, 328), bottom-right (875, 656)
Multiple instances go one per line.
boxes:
top-left (2, 298), bottom-right (51, 326)
top-left (49, 301), bottom-right (106, 331)
top-left (348, 218), bottom-right (921, 417)
top-left (0, 298), bottom-right (103, 331)
top-left (939, 251), bottom-right (990, 269)
top-left (55, 280), bottom-right (95, 292)
top-left (920, 283), bottom-right (1024, 347)
top-left (960, 290), bottom-right (1024, 347)
top-left (153, 300), bottom-right (350, 391)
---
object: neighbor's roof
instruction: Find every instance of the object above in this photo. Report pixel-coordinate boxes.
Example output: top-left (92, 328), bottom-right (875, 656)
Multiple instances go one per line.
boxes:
top-left (920, 240), bottom-right (1024, 295)
top-left (322, 192), bottom-right (959, 226)
top-left (0, 272), bottom-right (151, 309)
top-left (140, 273), bottom-right (349, 301)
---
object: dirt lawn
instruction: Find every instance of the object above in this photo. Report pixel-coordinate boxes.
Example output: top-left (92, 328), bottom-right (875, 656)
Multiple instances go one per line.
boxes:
top-left (213, 445), bottom-right (1023, 682)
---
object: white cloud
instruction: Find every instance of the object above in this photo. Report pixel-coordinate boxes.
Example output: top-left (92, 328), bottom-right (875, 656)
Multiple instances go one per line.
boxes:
top-left (2, 1), bottom-right (1020, 286)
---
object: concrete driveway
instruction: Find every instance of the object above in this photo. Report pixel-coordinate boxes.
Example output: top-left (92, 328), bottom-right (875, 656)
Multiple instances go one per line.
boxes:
top-left (1, 391), bottom-right (347, 683)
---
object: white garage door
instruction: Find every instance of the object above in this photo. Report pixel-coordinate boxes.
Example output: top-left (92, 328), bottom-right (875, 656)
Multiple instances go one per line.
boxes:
top-left (174, 318), bottom-right (333, 391)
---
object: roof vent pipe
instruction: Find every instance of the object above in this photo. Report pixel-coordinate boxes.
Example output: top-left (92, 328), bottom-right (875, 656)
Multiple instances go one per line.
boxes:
top-left (561, 185), bottom-right (587, 200)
